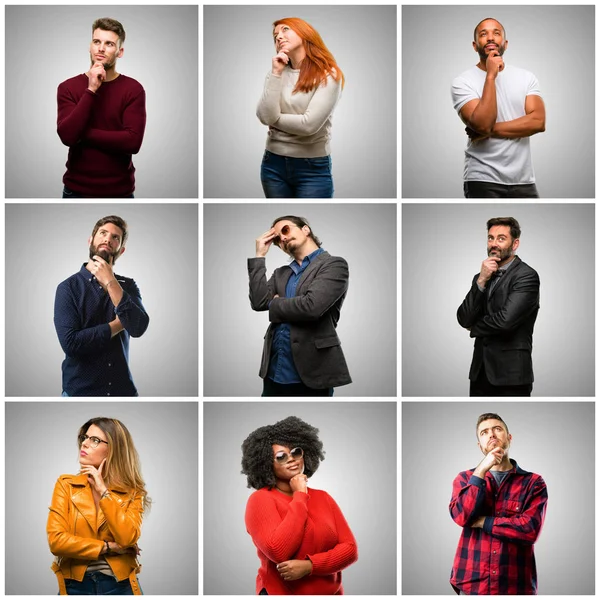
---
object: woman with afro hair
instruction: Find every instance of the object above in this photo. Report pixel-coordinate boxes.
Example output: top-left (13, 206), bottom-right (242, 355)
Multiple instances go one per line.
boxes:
top-left (242, 416), bottom-right (357, 595)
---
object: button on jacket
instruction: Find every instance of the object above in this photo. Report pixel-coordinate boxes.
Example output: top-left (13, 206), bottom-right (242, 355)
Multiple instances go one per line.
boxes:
top-left (248, 251), bottom-right (351, 389)
top-left (47, 474), bottom-right (144, 585)
top-left (449, 459), bottom-right (548, 594)
top-left (54, 264), bottom-right (150, 396)
top-left (457, 256), bottom-right (540, 386)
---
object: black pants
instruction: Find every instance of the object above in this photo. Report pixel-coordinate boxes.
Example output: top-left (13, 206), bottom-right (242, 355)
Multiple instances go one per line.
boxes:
top-left (464, 181), bottom-right (539, 198)
top-left (62, 185), bottom-right (134, 199)
top-left (470, 365), bottom-right (532, 397)
top-left (262, 378), bottom-right (334, 397)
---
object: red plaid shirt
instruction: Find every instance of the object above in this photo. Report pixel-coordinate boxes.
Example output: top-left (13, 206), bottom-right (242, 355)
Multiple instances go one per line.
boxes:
top-left (449, 459), bottom-right (547, 595)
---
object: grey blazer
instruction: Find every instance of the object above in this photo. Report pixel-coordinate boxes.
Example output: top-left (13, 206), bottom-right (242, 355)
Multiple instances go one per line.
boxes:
top-left (248, 251), bottom-right (352, 389)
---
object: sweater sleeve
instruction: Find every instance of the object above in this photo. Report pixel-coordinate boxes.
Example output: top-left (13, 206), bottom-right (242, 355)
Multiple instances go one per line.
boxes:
top-left (306, 493), bottom-right (358, 575)
top-left (83, 87), bottom-right (146, 154)
top-left (245, 491), bottom-right (309, 564)
top-left (272, 77), bottom-right (342, 137)
top-left (256, 72), bottom-right (284, 126)
top-left (47, 478), bottom-right (105, 559)
top-left (57, 82), bottom-right (97, 147)
top-left (99, 490), bottom-right (144, 548)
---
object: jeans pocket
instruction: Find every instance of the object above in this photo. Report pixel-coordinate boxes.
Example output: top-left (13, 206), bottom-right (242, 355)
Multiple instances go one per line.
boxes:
top-left (305, 156), bottom-right (331, 171)
top-left (262, 150), bottom-right (271, 162)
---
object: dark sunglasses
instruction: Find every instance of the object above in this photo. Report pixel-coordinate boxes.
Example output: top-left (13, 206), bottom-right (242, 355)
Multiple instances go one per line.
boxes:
top-left (273, 223), bottom-right (302, 246)
top-left (274, 447), bottom-right (304, 464)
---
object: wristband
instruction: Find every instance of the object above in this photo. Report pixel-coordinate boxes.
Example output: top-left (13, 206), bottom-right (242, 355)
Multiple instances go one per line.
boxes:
top-left (100, 489), bottom-right (110, 500)
top-left (106, 279), bottom-right (118, 289)
top-left (105, 540), bottom-right (110, 554)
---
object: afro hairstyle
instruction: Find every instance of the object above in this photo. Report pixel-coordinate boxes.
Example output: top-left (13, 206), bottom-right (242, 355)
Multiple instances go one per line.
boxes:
top-left (241, 416), bottom-right (325, 490)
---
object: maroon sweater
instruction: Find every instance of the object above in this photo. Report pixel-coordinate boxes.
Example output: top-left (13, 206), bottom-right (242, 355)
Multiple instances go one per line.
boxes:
top-left (57, 74), bottom-right (146, 197)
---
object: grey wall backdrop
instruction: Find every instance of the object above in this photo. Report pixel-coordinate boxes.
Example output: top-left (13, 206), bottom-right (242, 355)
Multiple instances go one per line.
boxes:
top-left (402, 203), bottom-right (595, 397)
top-left (204, 203), bottom-right (397, 396)
top-left (402, 402), bottom-right (595, 595)
top-left (204, 5), bottom-right (397, 198)
top-left (203, 401), bottom-right (397, 595)
top-left (5, 204), bottom-right (198, 396)
top-left (6, 5), bottom-right (198, 198)
top-left (5, 401), bottom-right (198, 595)
top-left (402, 5), bottom-right (595, 198)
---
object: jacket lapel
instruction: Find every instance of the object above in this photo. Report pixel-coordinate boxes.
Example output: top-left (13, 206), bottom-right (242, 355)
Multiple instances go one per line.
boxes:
top-left (69, 474), bottom-right (98, 533)
top-left (487, 256), bottom-right (521, 303)
top-left (295, 251), bottom-right (329, 295)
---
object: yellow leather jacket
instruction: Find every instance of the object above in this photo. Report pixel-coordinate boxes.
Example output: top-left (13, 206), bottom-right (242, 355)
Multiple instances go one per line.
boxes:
top-left (47, 474), bottom-right (144, 593)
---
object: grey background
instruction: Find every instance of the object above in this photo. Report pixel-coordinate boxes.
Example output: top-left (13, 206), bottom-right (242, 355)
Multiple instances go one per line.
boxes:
top-left (204, 5), bottom-right (397, 198)
top-left (6, 5), bottom-right (198, 198)
top-left (203, 401), bottom-right (397, 595)
top-left (5, 401), bottom-right (198, 595)
top-left (402, 402), bottom-right (595, 595)
top-left (402, 203), bottom-right (595, 397)
top-left (5, 204), bottom-right (198, 396)
top-left (203, 203), bottom-right (397, 396)
top-left (402, 5), bottom-right (595, 198)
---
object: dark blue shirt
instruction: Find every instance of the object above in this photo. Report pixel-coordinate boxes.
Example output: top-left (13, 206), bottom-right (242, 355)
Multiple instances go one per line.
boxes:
top-left (267, 248), bottom-right (324, 384)
top-left (54, 264), bottom-right (149, 396)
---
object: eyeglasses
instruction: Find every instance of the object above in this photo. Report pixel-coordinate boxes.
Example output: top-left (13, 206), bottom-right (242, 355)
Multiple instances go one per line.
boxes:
top-left (78, 434), bottom-right (109, 449)
top-left (273, 223), bottom-right (302, 246)
top-left (274, 447), bottom-right (304, 464)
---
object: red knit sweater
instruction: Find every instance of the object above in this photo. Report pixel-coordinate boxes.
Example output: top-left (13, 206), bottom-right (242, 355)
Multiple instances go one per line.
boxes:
top-left (57, 73), bottom-right (146, 197)
top-left (245, 487), bottom-right (358, 595)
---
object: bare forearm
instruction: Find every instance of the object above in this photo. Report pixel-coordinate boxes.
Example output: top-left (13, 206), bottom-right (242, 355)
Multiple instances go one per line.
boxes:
top-left (469, 77), bottom-right (497, 134)
top-left (105, 279), bottom-right (124, 307)
top-left (492, 113), bottom-right (545, 139)
top-left (109, 317), bottom-right (124, 338)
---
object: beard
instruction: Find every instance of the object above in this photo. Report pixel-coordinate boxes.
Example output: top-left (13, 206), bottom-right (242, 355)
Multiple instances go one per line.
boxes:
top-left (488, 245), bottom-right (513, 262)
top-left (89, 52), bottom-right (116, 70)
top-left (476, 42), bottom-right (505, 63)
top-left (89, 243), bottom-right (118, 265)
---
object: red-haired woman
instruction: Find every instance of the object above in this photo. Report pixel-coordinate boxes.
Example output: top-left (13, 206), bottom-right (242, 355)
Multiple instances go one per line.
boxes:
top-left (257, 18), bottom-right (344, 199)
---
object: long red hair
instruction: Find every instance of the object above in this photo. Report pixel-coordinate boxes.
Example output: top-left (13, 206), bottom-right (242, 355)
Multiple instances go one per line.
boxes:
top-left (273, 17), bottom-right (345, 94)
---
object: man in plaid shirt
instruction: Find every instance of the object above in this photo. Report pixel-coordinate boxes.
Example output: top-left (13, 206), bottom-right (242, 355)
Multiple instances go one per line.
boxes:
top-left (449, 413), bottom-right (548, 594)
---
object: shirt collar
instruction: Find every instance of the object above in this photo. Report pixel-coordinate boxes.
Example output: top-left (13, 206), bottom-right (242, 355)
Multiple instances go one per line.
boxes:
top-left (288, 247), bottom-right (324, 274)
top-left (498, 255), bottom-right (518, 272)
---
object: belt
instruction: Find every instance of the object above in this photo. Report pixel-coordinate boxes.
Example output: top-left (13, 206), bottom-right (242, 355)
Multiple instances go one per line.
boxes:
top-left (52, 562), bottom-right (142, 595)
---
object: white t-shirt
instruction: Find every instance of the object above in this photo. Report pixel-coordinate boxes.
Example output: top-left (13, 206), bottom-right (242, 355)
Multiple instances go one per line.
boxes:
top-left (451, 64), bottom-right (542, 184)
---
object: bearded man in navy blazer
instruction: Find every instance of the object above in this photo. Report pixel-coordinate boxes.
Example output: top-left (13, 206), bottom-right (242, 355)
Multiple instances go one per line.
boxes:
top-left (457, 217), bottom-right (539, 396)
top-left (249, 215), bottom-right (352, 397)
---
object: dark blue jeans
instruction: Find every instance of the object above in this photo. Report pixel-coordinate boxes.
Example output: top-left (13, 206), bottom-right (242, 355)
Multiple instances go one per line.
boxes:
top-left (63, 572), bottom-right (141, 595)
top-left (62, 186), bottom-right (134, 199)
top-left (262, 377), bottom-right (334, 397)
top-left (260, 150), bottom-right (334, 198)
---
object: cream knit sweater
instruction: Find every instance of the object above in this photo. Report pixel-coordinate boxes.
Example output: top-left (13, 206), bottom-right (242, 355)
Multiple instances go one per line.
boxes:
top-left (256, 67), bottom-right (342, 158)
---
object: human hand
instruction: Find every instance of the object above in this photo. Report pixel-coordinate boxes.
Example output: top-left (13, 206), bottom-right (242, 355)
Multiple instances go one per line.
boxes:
top-left (478, 446), bottom-right (505, 475)
top-left (465, 126), bottom-right (490, 143)
top-left (289, 473), bottom-right (308, 494)
top-left (470, 516), bottom-right (485, 529)
top-left (80, 458), bottom-right (107, 496)
top-left (88, 61), bottom-right (106, 92)
top-left (256, 228), bottom-right (278, 257)
top-left (90, 255), bottom-right (115, 288)
top-left (477, 256), bottom-right (501, 287)
top-left (485, 50), bottom-right (504, 79)
top-left (276, 559), bottom-right (312, 581)
top-left (272, 51), bottom-right (289, 76)
top-left (107, 541), bottom-right (141, 555)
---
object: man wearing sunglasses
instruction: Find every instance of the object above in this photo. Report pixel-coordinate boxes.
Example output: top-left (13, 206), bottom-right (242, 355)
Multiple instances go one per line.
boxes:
top-left (249, 215), bottom-right (352, 396)
top-left (54, 215), bottom-right (149, 396)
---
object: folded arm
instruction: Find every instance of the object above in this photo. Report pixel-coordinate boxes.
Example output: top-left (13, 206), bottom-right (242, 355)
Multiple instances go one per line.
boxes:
top-left (449, 471), bottom-right (488, 527)
top-left (469, 271), bottom-right (540, 338)
top-left (483, 477), bottom-right (548, 544)
top-left (83, 89), bottom-right (146, 154)
top-left (245, 491), bottom-right (309, 564)
top-left (47, 479), bottom-right (104, 559)
top-left (457, 276), bottom-right (485, 329)
top-left (307, 495), bottom-right (358, 575)
top-left (57, 84), bottom-right (97, 147)
top-left (458, 77), bottom-right (497, 135)
top-left (115, 282), bottom-right (149, 338)
top-left (248, 257), bottom-right (277, 311)
top-left (269, 258), bottom-right (348, 323)
top-left (54, 284), bottom-right (112, 358)
top-left (100, 491), bottom-right (145, 547)
top-left (492, 95), bottom-right (546, 139)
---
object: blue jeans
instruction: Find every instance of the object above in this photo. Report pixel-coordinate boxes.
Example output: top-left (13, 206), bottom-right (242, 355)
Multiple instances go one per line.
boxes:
top-left (260, 150), bottom-right (334, 198)
top-left (62, 186), bottom-right (134, 199)
top-left (63, 572), bottom-right (141, 595)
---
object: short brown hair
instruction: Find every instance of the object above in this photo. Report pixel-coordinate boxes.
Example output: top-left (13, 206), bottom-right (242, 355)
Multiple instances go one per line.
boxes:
top-left (92, 18), bottom-right (126, 47)
top-left (476, 413), bottom-right (510, 438)
top-left (487, 217), bottom-right (521, 241)
top-left (91, 215), bottom-right (128, 245)
top-left (271, 215), bottom-right (322, 248)
top-left (474, 18), bottom-right (506, 42)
